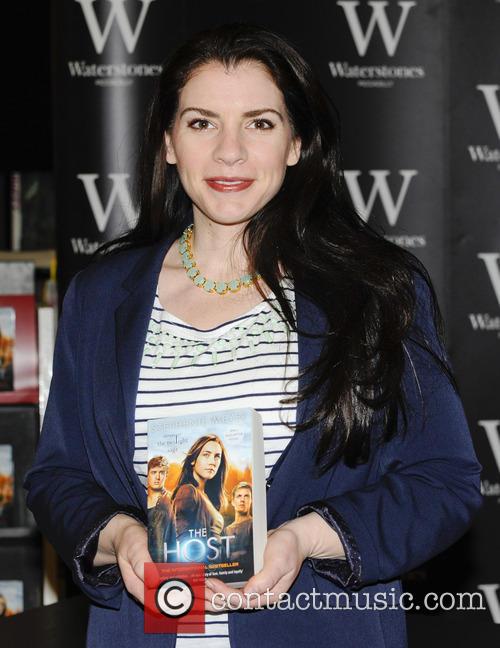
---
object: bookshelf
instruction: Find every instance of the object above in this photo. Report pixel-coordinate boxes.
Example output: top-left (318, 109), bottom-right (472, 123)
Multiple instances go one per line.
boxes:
top-left (0, 251), bottom-right (55, 271)
top-left (0, 246), bottom-right (58, 615)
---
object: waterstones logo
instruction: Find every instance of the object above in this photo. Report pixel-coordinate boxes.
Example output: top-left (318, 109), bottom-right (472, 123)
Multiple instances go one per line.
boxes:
top-left (329, 1), bottom-right (425, 88)
top-left (344, 169), bottom-right (425, 248)
top-left (479, 420), bottom-right (500, 502)
top-left (70, 0), bottom-right (160, 86)
top-left (67, 61), bottom-right (161, 85)
top-left (467, 86), bottom-right (500, 169)
top-left (477, 584), bottom-right (500, 624)
top-left (468, 254), bottom-right (500, 338)
top-left (76, 0), bottom-right (153, 53)
top-left (70, 237), bottom-right (100, 255)
top-left (78, 172), bottom-right (137, 233)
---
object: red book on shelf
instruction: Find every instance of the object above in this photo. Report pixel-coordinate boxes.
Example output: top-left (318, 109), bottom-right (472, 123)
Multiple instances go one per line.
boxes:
top-left (0, 261), bottom-right (39, 404)
top-left (0, 295), bottom-right (38, 404)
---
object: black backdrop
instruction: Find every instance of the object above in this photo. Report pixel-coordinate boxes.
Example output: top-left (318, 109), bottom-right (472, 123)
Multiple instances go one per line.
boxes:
top-left (53, 1), bottom-right (500, 643)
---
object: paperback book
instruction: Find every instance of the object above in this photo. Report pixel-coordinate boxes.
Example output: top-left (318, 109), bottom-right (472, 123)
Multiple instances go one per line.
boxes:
top-left (147, 407), bottom-right (266, 587)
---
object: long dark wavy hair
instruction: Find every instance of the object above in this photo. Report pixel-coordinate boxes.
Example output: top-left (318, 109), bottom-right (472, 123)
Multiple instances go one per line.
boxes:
top-left (172, 435), bottom-right (228, 511)
top-left (94, 22), bottom-right (457, 473)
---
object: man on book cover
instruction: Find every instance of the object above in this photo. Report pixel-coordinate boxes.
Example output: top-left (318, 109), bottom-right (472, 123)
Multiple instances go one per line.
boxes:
top-left (224, 482), bottom-right (253, 569)
top-left (147, 456), bottom-right (177, 562)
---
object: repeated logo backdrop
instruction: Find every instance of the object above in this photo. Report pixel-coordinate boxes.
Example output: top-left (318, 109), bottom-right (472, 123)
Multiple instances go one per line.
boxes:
top-left (53, 0), bottom-right (499, 643)
top-left (54, 0), bottom-right (185, 282)
top-left (449, 0), bottom-right (500, 637)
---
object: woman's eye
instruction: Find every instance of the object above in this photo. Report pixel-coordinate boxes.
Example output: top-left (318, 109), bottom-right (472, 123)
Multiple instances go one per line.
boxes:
top-left (187, 118), bottom-right (274, 130)
top-left (188, 119), bottom-right (213, 130)
top-left (251, 118), bottom-right (274, 130)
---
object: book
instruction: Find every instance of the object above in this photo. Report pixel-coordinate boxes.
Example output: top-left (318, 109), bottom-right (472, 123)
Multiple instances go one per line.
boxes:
top-left (10, 172), bottom-right (55, 252)
top-left (0, 262), bottom-right (38, 404)
top-left (147, 407), bottom-right (266, 587)
top-left (0, 445), bottom-right (14, 527)
top-left (0, 308), bottom-right (15, 392)
top-left (0, 537), bottom-right (42, 611)
top-left (0, 580), bottom-right (23, 616)
top-left (0, 406), bottom-right (38, 527)
top-left (37, 306), bottom-right (57, 425)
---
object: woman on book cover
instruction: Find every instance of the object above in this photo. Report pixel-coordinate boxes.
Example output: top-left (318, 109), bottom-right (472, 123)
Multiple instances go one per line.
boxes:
top-left (171, 435), bottom-right (228, 563)
top-left (24, 21), bottom-right (483, 648)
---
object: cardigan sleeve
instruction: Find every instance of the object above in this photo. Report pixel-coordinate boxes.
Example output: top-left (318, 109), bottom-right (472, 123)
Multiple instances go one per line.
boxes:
top-left (23, 272), bottom-right (146, 609)
top-left (296, 273), bottom-right (484, 590)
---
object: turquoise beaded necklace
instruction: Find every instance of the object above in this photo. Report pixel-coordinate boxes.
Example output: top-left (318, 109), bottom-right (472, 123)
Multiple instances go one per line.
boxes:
top-left (178, 224), bottom-right (261, 295)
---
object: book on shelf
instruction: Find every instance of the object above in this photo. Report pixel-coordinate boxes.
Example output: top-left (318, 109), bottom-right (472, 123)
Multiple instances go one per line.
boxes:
top-left (0, 537), bottom-right (43, 612)
top-left (0, 579), bottom-right (23, 616)
top-left (37, 306), bottom-right (57, 426)
top-left (10, 172), bottom-right (55, 252)
top-left (147, 407), bottom-right (266, 588)
top-left (0, 444), bottom-right (14, 527)
top-left (0, 406), bottom-right (38, 528)
top-left (0, 261), bottom-right (38, 404)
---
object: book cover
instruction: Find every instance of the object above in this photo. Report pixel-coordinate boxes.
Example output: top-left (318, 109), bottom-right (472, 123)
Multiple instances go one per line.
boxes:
top-left (0, 406), bottom-right (38, 527)
top-left (37, 306), bottom-right (57, 425)
top-left (10, 172), bottom-right (55, 251)
top-left (0, 580), bottom-right (23, 617)
top-left (0, 445), bottom-right (14, 527)
top-left (0, 307), bottom-right (15, 392)
top-left (0, 262), bottom-right (38, 404)
top-left (147, 407), bottom-right (266, 587)
top-left (0, 538), bottom-right (42, 611)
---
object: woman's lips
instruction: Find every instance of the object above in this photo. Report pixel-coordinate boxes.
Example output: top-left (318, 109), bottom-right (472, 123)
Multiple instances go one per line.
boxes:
top-left (205, 178), bottom-right (254, 192)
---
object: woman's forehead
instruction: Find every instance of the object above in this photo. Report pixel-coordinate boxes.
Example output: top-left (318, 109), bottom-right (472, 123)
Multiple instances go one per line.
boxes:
top-left (201, 440), bottom-right (222, 452)
top-left (179, 60), bottom-right (282, 108)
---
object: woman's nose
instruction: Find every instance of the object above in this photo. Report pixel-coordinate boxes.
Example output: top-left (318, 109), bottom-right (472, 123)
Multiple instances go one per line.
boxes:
top-left (213, 127), bottom-right (247, 165)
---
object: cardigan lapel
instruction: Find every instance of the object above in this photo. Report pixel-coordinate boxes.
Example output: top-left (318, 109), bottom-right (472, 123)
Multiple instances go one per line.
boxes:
top-left (111, 233), bottom-right (179, 507)
top-left (108, 233), bottom-right (331, 511)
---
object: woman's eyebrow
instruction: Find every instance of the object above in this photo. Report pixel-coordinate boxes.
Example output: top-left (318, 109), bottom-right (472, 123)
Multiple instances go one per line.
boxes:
top-left (179, 106), bottom-right (284, 123)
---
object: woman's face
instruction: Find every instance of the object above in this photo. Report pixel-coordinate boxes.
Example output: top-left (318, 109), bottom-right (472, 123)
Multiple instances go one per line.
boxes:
top-left (164, 59), bottom-right (301, 226)
top-left (192, 440), bottom-right (222, 482)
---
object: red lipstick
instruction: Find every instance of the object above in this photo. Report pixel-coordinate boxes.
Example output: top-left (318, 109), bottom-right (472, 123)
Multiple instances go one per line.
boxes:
top-left (205, 176), bottom-right (254, 192)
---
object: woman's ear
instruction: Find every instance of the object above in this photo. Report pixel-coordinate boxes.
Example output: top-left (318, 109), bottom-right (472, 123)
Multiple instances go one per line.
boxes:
top-left (287, 136), bottom-right (301, 167)
top-left (164, 131), bottom-right (177, 165)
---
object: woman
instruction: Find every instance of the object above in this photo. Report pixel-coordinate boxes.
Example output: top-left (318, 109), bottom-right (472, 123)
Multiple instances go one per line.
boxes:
top-left (171, 435), bottom-right (228, 562)
top-left (24, 22), bottom-right (483, 648)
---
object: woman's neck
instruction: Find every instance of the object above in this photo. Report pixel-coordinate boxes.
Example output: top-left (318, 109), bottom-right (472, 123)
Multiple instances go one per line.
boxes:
top-left (189, 215), bottom-right (251, 280)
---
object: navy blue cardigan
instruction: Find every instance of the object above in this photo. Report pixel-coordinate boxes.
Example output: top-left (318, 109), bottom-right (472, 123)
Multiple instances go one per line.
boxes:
top-left (24, 233), bottom-right (483, 647)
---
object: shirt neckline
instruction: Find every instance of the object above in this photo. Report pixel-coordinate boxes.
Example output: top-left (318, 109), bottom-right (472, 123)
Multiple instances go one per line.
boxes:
top-left (157, 296), bottom-right (273, 334)
top-left (154, 276), bottom-right (295, 339)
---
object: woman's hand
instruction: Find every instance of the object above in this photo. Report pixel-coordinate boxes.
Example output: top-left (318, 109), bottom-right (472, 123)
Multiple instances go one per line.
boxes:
top-left (94, 513), bottom-right (151, 605)
top-left (205, 522), bottom-right (305, 612)
top-left (204, 512), bottom-right (344, 612)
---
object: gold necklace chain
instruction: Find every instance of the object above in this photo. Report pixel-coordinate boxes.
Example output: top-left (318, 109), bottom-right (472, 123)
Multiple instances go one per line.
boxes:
top-left (178, 224), bottom-right (261, 295)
